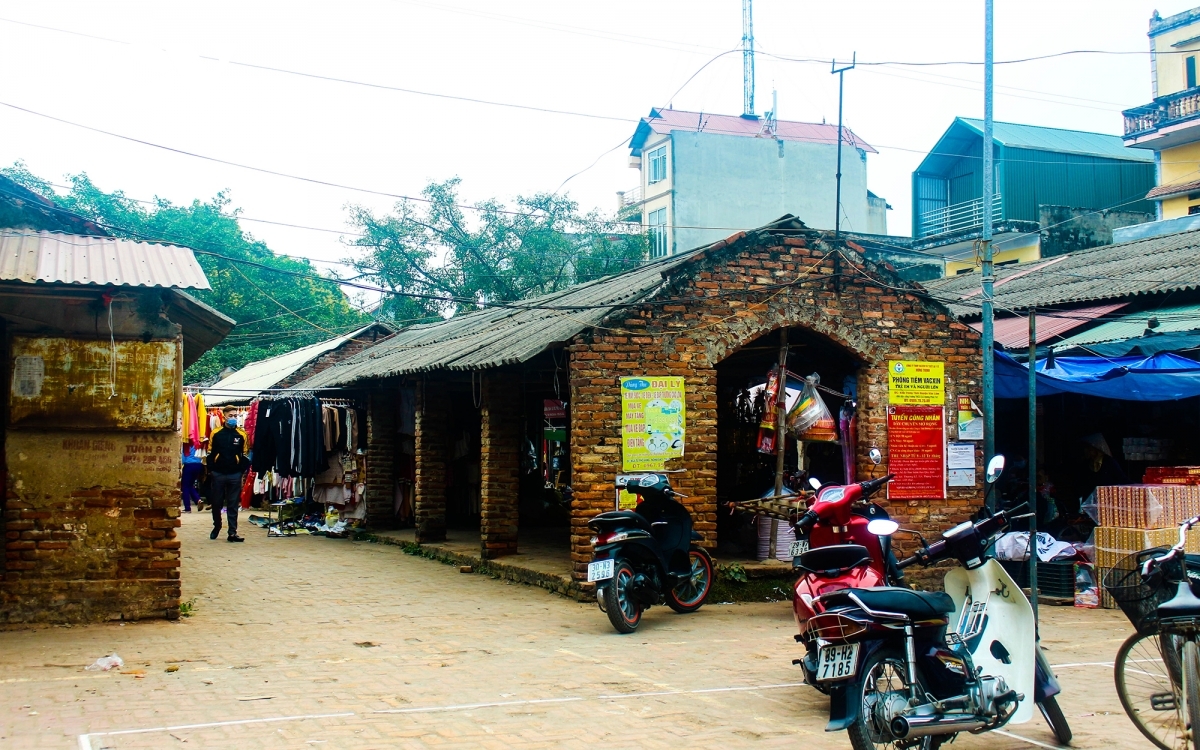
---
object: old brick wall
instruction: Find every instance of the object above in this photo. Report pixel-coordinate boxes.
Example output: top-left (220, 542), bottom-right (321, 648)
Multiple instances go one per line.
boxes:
top-left (414, 378), bottom-right (449, 542)
top-left (567, 232), bottom-right (982, 581)
top-left (365, 387), bottom-right (397, 529)
top-left (480, 371), bottom-right (521, 558)
top-left (2, 433), bottom-right (182, 623)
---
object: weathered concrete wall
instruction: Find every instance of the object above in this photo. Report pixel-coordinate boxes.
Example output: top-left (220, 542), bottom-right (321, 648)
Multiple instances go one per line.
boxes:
top-left (1039, 205), bottom-right (1153, 257)
top-left (567, 230), bottom-right (981, 583)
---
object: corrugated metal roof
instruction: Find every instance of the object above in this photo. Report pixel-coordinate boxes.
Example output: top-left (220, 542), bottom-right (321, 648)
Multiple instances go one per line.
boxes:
top-left (1052, 302), bottom-right (1200, 349)
top-left (923, 228), bottom-right (1200, 318)
top-left (0, 230), bottom-right (210, 289)
top-left (968, 303), bottom-right (1126, 349)
top-left (633, 109), bottom-right (875, 153)
top-left (297, 217), bottom-right (812, 388)
top-left (203, 323), bottom-right (391, 405)
top-left (958, 118), bottom-right (1152, 161)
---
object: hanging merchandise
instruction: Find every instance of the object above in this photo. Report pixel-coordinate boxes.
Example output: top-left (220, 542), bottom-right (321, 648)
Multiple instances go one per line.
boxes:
top-left (756, 368), bottom-right (783, 454)
top-left (786, 374), bottom-right (838, 443)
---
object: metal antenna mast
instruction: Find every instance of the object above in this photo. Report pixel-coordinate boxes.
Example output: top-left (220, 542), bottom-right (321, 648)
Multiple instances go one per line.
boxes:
top-left (742, 0), bottom-right (755, 116)
top-left (832, 54), bottom-right (856, 239)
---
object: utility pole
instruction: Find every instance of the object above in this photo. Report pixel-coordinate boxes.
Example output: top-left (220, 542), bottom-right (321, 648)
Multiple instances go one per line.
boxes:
top-left (981, 0), bottom-right (997, 511)
top-left (742, 0), bottom-right (755, 116)
top-left (769, 327), bottom-right (788, 561)
top-left (832, 54), bottom-right (856, 239)
top-left (1028, 310), bottom-right (1039, 625)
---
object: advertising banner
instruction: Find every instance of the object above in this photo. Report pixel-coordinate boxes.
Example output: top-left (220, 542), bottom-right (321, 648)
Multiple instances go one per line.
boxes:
top-left (621, 376), bottom-right (685, 472)
top-left (887, 360), bottom-right (946, 406)
top-left (957, 395), bottom-right (983, 441)
top-left (887, 404), bottom-right (946, 500)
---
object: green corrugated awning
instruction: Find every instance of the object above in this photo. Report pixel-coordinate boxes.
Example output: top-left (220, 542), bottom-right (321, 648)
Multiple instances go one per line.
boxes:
top-left (1052, 302), bottom-right (1200, 356)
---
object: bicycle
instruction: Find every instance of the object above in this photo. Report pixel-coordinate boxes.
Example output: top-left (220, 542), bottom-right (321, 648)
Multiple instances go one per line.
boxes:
top-left (1104, 515), bottom-right (1200, 750)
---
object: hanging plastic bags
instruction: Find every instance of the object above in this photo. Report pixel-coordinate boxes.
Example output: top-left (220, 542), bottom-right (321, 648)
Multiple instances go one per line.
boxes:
top-left (787, 375), bottom-right (838, 443)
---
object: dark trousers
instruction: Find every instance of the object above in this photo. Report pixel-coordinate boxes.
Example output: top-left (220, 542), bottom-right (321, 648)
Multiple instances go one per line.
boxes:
top-left (210, 471), bottom-right (243, 537)
top-left (181, 463), bottom-right (203, 511)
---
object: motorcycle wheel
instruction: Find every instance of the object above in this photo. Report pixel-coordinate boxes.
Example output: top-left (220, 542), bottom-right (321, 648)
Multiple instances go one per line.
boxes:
top-left (1037, 695), bottom-right (1072, 746)
top-left (848, 646), bottom-right (945, 750)
top-left (666, 547), bottom-right (713, 614)
top-left (601, 559), bottom-right (642, 634)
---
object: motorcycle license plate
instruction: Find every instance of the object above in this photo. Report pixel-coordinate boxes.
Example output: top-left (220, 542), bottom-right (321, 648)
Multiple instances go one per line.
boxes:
top-left (789, 538), bottom-right (809, 558)
top-left (816, 643), bottom-right (860, 682)
top-left (587, 559), bottom-right (614, 582)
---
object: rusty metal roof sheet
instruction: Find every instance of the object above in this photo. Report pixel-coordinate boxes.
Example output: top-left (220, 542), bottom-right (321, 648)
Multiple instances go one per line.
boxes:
top-left (0, 230), bottom-right (210, 289)
top-left (923, 227), bottom-right (1200, 318)
top-left (296, 217), bottom-right (810, 388)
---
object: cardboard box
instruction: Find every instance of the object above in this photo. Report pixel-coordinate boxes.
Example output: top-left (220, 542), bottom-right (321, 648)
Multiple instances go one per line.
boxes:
top-left (1096, 485), bottom-right (1200, 530)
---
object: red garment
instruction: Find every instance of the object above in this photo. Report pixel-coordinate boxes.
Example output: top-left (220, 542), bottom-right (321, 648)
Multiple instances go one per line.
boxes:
top-left (239, 471), bottom-right (254, 509)
top-left (244, 400), bottom-right (259, 446)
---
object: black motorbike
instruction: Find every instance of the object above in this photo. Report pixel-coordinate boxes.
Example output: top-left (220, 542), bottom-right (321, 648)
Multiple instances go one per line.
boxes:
top-left (587, 473), bottom-right (714, 633)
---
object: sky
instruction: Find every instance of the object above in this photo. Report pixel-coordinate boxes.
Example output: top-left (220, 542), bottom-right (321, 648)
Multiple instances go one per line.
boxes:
top-left (0, 0), bottom-right (1194, 289)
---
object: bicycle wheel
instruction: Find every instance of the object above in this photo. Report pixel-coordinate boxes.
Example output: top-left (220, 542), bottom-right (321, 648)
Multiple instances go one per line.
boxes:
top-left (1186, 640), bottom-right (1200, 750)
top-left (1115, 631), bottom-right (1184, 750)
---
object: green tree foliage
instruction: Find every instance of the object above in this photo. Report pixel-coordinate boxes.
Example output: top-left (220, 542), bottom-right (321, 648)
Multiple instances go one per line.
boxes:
top-left (1, 162), bottom-right (367, 383)
top-left (346, 178), bottom-right (648, 320)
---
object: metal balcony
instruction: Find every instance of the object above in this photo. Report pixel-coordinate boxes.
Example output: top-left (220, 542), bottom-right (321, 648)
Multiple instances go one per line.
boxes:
top-left (1123, 88), bottom-right (1200, 138)
top-left (616, 186), bottom-right (643, 221)
top-left (918, 194), bottom-right (1002, 238)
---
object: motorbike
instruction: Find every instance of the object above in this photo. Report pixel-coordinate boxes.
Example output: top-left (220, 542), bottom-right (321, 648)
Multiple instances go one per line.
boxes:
top-left (802, 456), bottom-right (1072, 749)
top-left (587, 473), bottom-right (714, 634)
top-left (790, 450), bottom-right (906, 692)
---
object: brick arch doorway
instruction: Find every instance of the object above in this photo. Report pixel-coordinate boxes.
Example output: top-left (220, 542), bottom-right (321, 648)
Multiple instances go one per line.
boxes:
top-left (714, 325), bottom-right (863, 562)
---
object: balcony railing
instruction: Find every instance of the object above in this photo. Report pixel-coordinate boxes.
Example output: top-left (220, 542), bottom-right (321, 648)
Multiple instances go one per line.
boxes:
top-left (1123, 88), bottom-right (1200, 138)
top-left (616, 186), bottom-right (643, 210)
top-left (918, 194), bottom-right (1002, 238)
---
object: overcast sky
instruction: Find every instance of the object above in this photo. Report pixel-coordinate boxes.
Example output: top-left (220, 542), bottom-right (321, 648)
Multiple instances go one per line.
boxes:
top-left (0, 0), bottom-right (1192, 284)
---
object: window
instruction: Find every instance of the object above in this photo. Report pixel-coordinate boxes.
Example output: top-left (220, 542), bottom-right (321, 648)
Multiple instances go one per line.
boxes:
top-left (648, 146), bottom-right (667, 184)
top-left (648, 207), bottom-right (668, 258)
top-left (1188, 56), bottom-right (1197, 89)
top-left (1189, 204), bottom-right (1200, 215)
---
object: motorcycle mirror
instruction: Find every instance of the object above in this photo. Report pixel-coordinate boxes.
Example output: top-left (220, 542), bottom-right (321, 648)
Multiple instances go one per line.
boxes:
top-left (986, 455), bottom-right (1006, 484)
top-left (866, 519), bottom-right (900, 537)
top-left (808, 477), bottom-right (822, 491)
top-left (868, 448), bottom-right (882, 465)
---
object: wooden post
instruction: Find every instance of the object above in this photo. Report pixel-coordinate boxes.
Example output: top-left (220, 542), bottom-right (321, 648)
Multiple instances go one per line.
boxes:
top-left (769, 328), bottom-right (788, 560)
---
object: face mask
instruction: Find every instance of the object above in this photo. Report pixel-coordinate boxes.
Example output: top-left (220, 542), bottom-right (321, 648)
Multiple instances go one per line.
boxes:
top-left (226, 418), bottom-right (237, 428)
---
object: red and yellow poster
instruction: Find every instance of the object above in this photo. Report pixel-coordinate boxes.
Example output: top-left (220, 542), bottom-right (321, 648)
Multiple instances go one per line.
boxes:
top-left (886, 405), bottom-right (946, 500)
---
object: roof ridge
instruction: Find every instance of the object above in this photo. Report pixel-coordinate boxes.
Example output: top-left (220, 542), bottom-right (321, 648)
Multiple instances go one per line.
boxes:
top-left (958, 116), bottom-right (1124, 139)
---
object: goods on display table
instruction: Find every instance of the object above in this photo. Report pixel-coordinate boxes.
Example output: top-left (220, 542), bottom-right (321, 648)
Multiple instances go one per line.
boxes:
top-left (1144, 465), bottom-right (1200, 485)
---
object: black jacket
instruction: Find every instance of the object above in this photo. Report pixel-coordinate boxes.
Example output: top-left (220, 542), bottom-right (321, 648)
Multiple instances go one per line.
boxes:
top-left (207, 426), bottom-right (249, 474)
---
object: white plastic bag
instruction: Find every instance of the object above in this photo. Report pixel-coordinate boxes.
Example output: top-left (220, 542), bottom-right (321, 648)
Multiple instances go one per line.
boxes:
top-left (84, 653), bottom-right (124, 671)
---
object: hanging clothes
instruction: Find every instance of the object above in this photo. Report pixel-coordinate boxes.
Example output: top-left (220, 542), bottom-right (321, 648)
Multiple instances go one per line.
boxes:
top-left (244, 400), bottom-right (259, 446)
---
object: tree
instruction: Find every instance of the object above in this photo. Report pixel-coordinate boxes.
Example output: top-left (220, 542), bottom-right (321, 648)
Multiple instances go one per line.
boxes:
top-left (1, 162), bottom-right (367, 383)
top-left (346, 178), bottom-right (648, 320)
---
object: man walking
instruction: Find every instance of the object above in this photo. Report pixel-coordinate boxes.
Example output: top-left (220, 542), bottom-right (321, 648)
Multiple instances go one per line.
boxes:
top-left (207, 408), bottom-right (249, 542)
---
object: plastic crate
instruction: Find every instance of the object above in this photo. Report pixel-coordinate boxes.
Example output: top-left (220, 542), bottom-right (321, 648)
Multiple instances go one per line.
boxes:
top-left (998, 559), bottom-right (1076, 599)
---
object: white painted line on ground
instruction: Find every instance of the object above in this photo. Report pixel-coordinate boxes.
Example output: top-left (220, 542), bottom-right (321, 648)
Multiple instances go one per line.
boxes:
top-left (995, 729), bottom-right (1067, 749)
top-left (1050, 661), bottom-right (1114, 669)
top-left (76, 682), bottom-right (810, 745)
top-left (77, 711), bottom-right (356, 749)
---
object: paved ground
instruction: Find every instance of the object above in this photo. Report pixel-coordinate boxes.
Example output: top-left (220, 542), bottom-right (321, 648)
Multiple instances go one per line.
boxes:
top-left (0, 511), bottom-right (1153, 748)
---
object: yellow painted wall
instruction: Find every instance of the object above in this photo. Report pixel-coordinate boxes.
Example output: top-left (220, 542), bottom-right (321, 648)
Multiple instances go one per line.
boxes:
top-left (1153, 22), bottom-right (1200, 97)
top-left (1159, 141), bottom-right (1200, 218)
top-left (945, 240), bottom-right (1040, 277)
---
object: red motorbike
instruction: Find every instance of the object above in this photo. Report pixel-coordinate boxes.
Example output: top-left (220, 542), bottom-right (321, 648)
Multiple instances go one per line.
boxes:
top-left (789, 453), bottom-right (903, 691)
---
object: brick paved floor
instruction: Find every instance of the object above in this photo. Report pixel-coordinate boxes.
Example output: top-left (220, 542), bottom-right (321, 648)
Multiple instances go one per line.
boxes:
top-left (0, 512), bottom-right (1151, 748)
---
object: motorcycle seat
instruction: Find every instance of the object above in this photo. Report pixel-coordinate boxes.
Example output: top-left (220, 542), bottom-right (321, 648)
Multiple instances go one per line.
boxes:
top-left (796, 544), bottom-right (872, 575)
top-left (824, 586), bottom-right (955, 619)
top-left (588, 510), bottom-right (651, 533)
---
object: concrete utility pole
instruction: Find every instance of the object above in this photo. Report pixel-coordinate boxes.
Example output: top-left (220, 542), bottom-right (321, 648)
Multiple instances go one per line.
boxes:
top-left (832, 54), bottom-right (856, 239)
top-left (1028, 310), bottom-right (1039, 625)
top-left (743, 0), bottom-right (755, 116)
top-left (981, 0), bottom-right (997, 511)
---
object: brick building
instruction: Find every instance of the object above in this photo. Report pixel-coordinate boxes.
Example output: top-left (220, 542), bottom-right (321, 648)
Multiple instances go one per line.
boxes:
top-left (299, 217), bottom-right (982, 584)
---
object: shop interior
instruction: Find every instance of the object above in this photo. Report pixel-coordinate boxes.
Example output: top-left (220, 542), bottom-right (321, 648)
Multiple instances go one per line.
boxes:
top-left (715, 326), bottom-right (861, 561)
top-left (994, 392), bottom-right (1200, 542)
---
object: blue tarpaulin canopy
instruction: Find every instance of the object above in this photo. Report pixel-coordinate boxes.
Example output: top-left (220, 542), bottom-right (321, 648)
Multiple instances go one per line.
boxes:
top-left (995, 351), bottom-right (1200, 401)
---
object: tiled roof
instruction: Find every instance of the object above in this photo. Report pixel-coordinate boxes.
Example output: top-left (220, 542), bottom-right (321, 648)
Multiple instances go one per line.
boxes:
top-left (630, 109), bottom-right (874, 155)
top-left (1146, 178), bottom-right (1200, 200)
top-left (923, 228), bottom-right (1200, 318)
